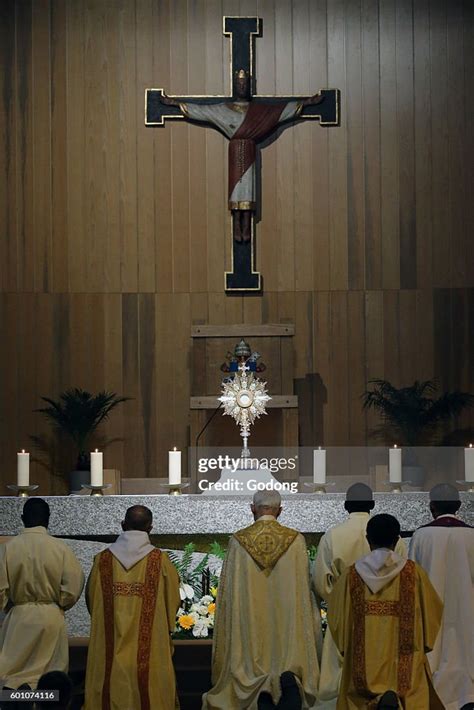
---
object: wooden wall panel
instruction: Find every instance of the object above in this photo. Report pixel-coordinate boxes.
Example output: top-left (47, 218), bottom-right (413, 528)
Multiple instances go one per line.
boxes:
top-left (51, 0), bottom-right (69, 293)
top-left (0, 0), bottom-right (473, 492)
top-left (118, 0), bottom-right (138, 293)
top-left (0, 2), bottom-right (16, 292)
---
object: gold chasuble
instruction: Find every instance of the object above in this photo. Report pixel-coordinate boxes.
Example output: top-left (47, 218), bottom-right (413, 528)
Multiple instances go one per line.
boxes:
top-left (84, 548), bottom-right (180, 710)
top-left (203, 517), bottom-right (320, 710)
top-left (328, 560), bottom-right (444, 709)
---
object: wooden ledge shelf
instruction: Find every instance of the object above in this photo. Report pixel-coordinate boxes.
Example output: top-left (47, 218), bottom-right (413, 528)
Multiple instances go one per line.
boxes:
top-left (191, 324), bottom-right (294, 337)
top-left (190, 395), bottom-right (298, 409)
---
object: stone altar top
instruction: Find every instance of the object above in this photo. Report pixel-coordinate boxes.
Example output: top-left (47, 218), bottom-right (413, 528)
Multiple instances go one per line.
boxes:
top-left (0, 493), bottom-right (472, 536)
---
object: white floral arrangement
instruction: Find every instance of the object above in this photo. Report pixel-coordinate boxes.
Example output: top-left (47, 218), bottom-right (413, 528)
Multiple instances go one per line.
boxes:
top-left (167, 543), bottom-right (224, 639)
top-left (176, 589), bottom-right (217, 638)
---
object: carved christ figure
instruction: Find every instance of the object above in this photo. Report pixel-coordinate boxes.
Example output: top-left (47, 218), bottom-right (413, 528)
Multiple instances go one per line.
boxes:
top-left (161, 69), bottom-right (324, 243)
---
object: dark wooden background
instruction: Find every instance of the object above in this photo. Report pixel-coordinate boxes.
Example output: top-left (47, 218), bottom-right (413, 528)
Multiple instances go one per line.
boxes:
top-left (0, 0), bottom-right (473, 492)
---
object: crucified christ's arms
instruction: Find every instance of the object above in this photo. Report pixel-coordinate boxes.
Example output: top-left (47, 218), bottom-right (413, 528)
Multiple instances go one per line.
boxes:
top-left (161, 76), bottom-right (325, 243)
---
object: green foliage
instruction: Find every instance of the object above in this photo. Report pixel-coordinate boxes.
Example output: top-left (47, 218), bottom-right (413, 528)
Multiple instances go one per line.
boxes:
top-left (307, 545), bottom-right (318, 563)
top-left (208, 541), bottom-right (226, 560)
top-left (167, 542), bottom-right (211, 598)
top-left (35, 388), bottom-right (130, 469)
top-left (362, 379), bottom-right (474, 446)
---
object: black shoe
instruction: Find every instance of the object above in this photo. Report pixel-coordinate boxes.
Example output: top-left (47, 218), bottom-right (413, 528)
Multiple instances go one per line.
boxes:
top-left (277, 672), bottom-right (302, 710)
top-left (377, 691), bottom-right (399, 709)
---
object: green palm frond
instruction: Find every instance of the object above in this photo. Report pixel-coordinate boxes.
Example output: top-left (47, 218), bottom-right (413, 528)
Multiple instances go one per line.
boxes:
top-left (189, 554), bottom-right (210, 578)
top-left (362, 379), bottom-right (473, 445)
top-left (177, 543), bottom-right (196, 577)
top-left (35, 388), bottom-right (131, 456)
top-left (209, 541), bottom-right (227, 560)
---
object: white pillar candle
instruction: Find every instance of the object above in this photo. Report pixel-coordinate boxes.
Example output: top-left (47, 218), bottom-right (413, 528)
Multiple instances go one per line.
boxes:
top-left (90, 449), bottom-right (103, 487)
top-left (313, 447), bottom-right (326, 485)
top-left (17, 450), bottom-right (29, 487)
top-left (389, 446), bottom-right (402, 483)
top-left (169, 447), bottom-right (181, 485)
top-left (465, 444), bottom-right (474, 483)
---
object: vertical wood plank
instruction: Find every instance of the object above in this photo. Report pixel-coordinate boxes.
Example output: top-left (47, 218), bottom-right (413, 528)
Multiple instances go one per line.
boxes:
top-left (398, 290), bottom-right (418, 384)
top-left (328, 291), bottom-right (349, 444)
top-left (103, 294), bottom-right (124, 472)
top-left (327, 0), bottom-right (348, 290)
top-left (396, 0), bottom-right (416, 289)
top-left (379, 0), bottom-right (400, 289)
top-left (139, 293), bottom-right (157, 476)
top-left (84, 0), bottom-right (106, 292)
top-left (122, 294), bottom-right (142, 476)
top-left (347, 291), bottom-right (367, 443)
top-left (362, 0), bottom-right (382, 290)
top-left (415, 289), bottom-right (434, 379)
top-left (383, 290), bottom-right (400, 385)
top-left (136, 0), bottom-right (156, 291)
top-left (170, 0), bottom-right (190, 293)
top-left (345, 0), bottom-right (365, 290)
top-left (447, 0), bottom-right (466, 286)
top-left (154, 0), bottom-right (173, 293)
top-left (312, 291), bottom-right (330, 445)
top-left (464, 3), bottom-right (474, 287)
top-left (310, 0), bottom-right (330, 292)
top-left (430, 0), bottom-right (450, 288)
top-left (16, 0), bottom-right (35, 292)
top-left (0, 0), bottom-right (18, 292)
top-left (188, 0), bottom-right (208, 293)
top-left (0, 296), bottom-right (19, 489)
top-left (67, 0), bottom-right (86, 292)
top-left (51, 0), bottom-right (69, 292)
top-left (364, 291), bottom-right (384, 439)
top-left (433, 288), bottom-right (453, 390)
top-left (414, 0), bottom-right (433, 289)
top-left (293, 0), bottom-right (314, 291)
top-left (32, 0), bottom-right (52, 293)
top-left (275, 0), bottom-right (295, 291)
top-left (118, 0), bottom-right (138, 292)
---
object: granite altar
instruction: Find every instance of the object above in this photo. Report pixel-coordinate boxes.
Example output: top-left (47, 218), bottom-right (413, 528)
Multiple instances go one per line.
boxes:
top-left (0, 493), bottom-right (472, 637)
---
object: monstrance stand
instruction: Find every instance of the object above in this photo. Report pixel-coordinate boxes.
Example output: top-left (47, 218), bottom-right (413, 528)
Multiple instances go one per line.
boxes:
top-left (219, 360), bottom-right (271, 465)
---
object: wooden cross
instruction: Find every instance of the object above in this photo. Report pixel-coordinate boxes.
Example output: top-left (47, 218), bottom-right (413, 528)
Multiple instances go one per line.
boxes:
top-left (146, 17), bottom-right (339, 294)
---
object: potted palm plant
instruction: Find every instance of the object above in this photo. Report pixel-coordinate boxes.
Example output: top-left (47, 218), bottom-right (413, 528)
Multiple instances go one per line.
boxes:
top-left (35, 388), bottom-right (130, 492)
top-left (362, 379), bottom-right (474, 485)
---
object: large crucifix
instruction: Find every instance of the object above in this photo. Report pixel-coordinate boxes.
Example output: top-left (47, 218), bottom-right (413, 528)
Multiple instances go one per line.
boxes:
top-left (146, 17), bottom-right (340, 293)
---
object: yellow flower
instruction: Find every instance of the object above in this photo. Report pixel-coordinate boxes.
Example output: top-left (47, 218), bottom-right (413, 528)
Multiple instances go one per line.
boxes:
top-left (207, 602), bottom-right (216, 615)
top-left (210, 586), bottom-right (218, 598)
top-left (178, 614), bottom-right (195, 630)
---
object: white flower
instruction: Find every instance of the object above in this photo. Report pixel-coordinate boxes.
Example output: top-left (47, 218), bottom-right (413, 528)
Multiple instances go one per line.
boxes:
top-left (179, 583), bottom-right (194, 601)
top-left (192, 619), bottom-right (209, 638)
top-left (200, 595), bottom-right (213, 605)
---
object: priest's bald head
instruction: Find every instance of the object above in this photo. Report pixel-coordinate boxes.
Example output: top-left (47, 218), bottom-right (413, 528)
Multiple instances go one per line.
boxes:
top-left (429, 483), bottom-right (461, 518)
top-left (122, 505), bottom-right (153, 533)
top-left (251, 489), bottom-right (282, 520)
top-left (344, 483), bottom-right (375, 514)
